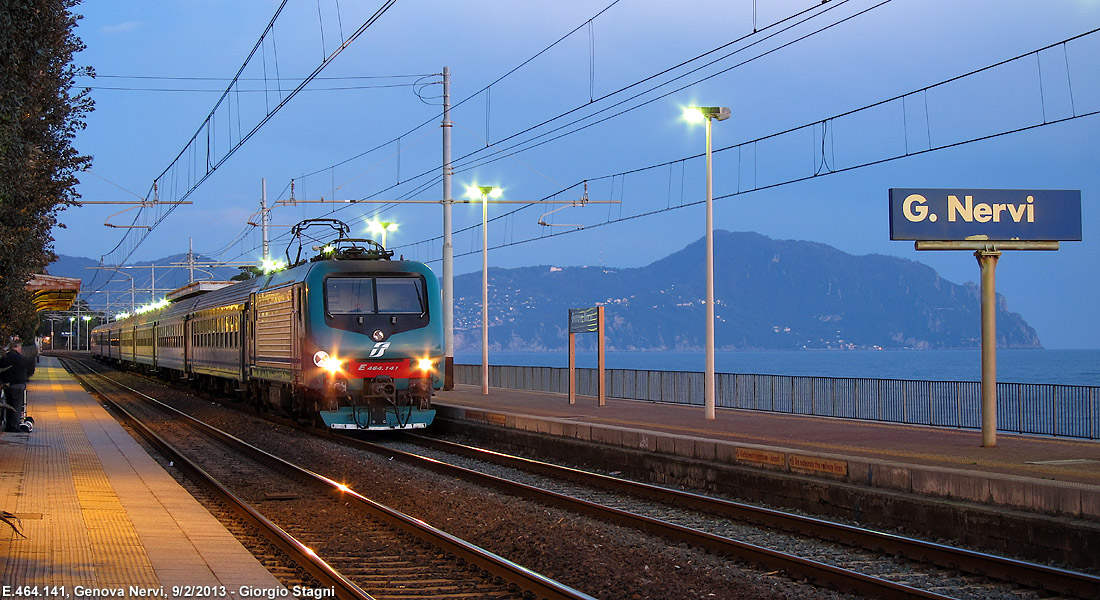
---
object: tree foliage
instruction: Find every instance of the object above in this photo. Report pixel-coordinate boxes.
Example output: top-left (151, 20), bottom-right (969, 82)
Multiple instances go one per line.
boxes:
top-left (0, 0), bottom-right (92, 341)
top-left (232, 266), bottom-right (264, 281)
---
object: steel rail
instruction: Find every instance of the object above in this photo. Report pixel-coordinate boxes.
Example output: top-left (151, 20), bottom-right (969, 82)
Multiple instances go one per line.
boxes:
top-left (328, 437), bottom-right (952, 600)
top-left (407, 434), bottom-right (1100, 600)
top-left (62, 356), bottom-right (595, 600)
top-left (59, 358), bottom-right (374, 600)
top-left (87, 360), bottom-right (964, 599)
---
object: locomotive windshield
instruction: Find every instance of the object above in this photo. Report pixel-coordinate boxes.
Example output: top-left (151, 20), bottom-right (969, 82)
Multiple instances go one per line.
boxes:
top-left (326, 276), bottom-right (425, 315)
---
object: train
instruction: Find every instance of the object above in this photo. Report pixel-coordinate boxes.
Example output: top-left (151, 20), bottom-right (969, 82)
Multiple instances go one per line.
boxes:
top-left (90, 219), bottom-right (443, 430)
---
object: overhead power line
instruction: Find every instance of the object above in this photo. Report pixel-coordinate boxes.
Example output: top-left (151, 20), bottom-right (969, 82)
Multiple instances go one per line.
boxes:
top-left (277, 0), bottom-right (864, 237)
top-left (81, 73), bottom-right (435, 81)
top-left (447, 0), bottom-right (884, 177)
top-left (214, 0), bottom-right (879, 266)
top-left (290, 0), bottom-right (853, 188)
top-left (81, 72), bottom-right (435, 92)
top-left (86, 0), bottom-right (400, 295)
top-left (391, 26), bottom-right (1099, 263)
top-left (85, 83), bottom-right (423, 93)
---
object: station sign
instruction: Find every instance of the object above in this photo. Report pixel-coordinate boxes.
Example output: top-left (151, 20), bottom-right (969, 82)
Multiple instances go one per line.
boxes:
top-left (889, 188), bottom-right (1082, 241)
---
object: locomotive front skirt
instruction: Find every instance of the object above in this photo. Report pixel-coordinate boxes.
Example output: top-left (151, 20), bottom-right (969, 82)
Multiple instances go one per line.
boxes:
top-left (91, 255), bottom-right (444, 431)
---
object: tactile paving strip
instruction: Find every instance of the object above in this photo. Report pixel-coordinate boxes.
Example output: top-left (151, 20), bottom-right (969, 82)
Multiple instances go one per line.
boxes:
top-left (0, 365), bottom-right (158, 587)
top-left (1, 358), bottom-right (287, 594)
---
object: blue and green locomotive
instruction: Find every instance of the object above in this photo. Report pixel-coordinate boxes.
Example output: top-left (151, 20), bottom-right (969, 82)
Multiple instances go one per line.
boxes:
top-left (90, 221), bottom-right (443, 430)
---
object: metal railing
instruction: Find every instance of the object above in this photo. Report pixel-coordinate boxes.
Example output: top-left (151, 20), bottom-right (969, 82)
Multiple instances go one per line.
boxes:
top-left (453, 364), bottom-right (1100, 440)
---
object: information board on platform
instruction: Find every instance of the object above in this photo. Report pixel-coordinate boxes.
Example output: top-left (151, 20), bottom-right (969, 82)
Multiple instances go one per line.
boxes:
top-left (889, 188), bottom-right (1082, 241)
top-left (567, 306), bottom-right (605, 406)
top-left (569, 307), bottom-right (600, 334)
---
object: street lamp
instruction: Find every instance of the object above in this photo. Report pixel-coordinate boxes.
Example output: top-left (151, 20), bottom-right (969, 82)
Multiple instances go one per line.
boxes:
top-left (684, 106), bottom-right (730, 420)
top-left (465, 184), bottom-right (502, 395)
top-left (366, 219), bottom-right (399, 248)
top-left (68, 316), bottom-right (75, 351)
top-left (82, 315), bottom-right (92, 351)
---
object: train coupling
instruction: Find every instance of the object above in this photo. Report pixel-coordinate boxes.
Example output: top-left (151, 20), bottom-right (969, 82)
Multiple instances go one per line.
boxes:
top-left (367, 375), bottom-right (396, 398)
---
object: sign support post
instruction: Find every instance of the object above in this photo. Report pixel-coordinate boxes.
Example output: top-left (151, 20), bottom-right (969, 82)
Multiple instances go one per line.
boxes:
top-left (568, 306), bottom-right (605, 407)
top-left (890, 188), bottom-right (1081, 448)
top-left (568, 328), bottom-right (576, 405)
top-left (597, 306), bottom-right (606, 407)
top-left (975, 249), bottom-right (1001, 447)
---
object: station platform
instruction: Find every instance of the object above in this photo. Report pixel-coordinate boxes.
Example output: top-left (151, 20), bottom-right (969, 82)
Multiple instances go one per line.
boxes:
top-left (435, 383), bottom-right (1100, 519)
top-left (0, 356), bottom-right (285, 596)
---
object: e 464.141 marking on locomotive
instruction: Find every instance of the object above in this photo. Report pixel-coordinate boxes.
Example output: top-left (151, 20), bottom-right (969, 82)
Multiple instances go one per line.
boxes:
top-left (358, 363), bottom-right (399, 372)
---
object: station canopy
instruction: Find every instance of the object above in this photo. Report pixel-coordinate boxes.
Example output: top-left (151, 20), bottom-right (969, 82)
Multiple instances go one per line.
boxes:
top-left (26, 274), bottom-right (82, 312)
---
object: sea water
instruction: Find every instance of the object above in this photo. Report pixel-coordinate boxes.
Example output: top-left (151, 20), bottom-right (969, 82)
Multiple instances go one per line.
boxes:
top-left (455, 349), bottom-right (1100, 387)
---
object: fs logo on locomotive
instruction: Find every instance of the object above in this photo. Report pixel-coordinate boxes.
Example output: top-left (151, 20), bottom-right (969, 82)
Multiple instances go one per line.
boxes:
top-left (368, 342), bottom-right (391, 358)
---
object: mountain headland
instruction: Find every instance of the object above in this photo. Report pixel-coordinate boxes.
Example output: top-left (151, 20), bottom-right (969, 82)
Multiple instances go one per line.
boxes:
top-left (451, 231), bottom-right (1040, 351)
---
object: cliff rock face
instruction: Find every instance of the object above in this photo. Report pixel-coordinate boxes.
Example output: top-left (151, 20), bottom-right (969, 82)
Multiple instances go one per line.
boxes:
top-left (453, 231), bottom-right (1041, 351)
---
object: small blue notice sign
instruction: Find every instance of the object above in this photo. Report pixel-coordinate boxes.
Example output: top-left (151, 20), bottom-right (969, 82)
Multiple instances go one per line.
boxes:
top-left (889, 188), bottom-right (1082, 241)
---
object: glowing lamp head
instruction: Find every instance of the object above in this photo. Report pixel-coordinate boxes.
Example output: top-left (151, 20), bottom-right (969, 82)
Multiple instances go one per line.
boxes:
top-left (416, 358), bottom-right (435, 372)
top-left (465, 185), bottom-right (502, 199)
top-left (684, 106), bottom-right (731, 123)
top-left (683, 107), bottom-right (706, 124)
top-left (313, 350), bottom-right (343, 374)
top-left (261, 259), bottom-right (286, 274)
top-left (367, 220), bottom-right (398, 234)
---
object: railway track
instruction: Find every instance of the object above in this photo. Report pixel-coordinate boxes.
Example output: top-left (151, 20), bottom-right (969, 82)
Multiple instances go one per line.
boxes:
top-left (60, 356), bottom-right (594, 600)
top-left (64, 355), bottom-right (1100, 599)
top-left (378, 434), bottom-right (1100, 600)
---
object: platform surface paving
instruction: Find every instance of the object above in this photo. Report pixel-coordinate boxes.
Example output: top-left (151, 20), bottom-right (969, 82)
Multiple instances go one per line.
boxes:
top-left (0, 356), bottom-right (286, 597)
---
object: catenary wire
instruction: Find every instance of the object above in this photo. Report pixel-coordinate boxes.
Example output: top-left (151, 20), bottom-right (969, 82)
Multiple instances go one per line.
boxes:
top-left (86, 0), bottom-right (399, 295)
top-left (273, 0), bottom-right (866, 242)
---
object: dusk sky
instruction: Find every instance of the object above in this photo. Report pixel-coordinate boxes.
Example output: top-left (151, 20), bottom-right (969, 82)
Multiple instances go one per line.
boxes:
top-left (57, 1), bottom-right (1098, 348)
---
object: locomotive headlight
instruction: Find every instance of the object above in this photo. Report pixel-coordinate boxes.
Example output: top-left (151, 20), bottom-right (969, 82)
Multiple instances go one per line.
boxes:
top-left (313, 350), bottom-right (343, 374)
top-left (417, 358), bottom-right (435, 372)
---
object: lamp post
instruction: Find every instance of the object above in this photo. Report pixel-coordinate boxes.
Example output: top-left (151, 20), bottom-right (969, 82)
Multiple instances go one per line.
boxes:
top-left (82, 315), bottom-right (92, 351)
top-left (685, 106), bottom-right (730, 420)
top-left (68, 316), bottom-right (75, 351)
top-left (466, 185), bottom-right (502, 395)
top-left (47, 317), bottom-right (62, 350)
top-left (367, 219), bottom-right (399, 249)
